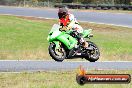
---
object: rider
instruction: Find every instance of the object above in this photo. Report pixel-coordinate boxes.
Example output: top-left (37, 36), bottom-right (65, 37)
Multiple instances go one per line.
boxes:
top-left (58, 6), bottom-right (88, 48)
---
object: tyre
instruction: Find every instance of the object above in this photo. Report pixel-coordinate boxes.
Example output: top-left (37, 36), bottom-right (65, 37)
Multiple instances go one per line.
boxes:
top-left (96, 7), bottom-right (101, 10)
top-left (76, 75), bottom-right (87, 85)
top-left (85, 41), bottom-right (100, 62)
top-left (110, 7), bottom-right (117, 10)
top-left (49, 43), bottom-right (66, 62)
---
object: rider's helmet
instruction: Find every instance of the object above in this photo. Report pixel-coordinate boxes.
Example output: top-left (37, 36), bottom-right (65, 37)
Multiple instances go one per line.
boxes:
top-left (58, 7), bottom-right (68, 19)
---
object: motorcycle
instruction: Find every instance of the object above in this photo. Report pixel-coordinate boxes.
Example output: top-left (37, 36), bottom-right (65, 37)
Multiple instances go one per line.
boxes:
top-left (47, 24), bottom-right (100, 62)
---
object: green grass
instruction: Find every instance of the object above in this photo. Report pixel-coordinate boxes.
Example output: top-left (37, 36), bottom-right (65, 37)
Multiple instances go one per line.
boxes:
top-left (0, 70), bottom-right (132, 88)
top-left (0, 15), bottom-right (53, 60)
top-left (0, 15), bottom-right (50, 50)
top-left (0, 15), bottom-right (132, 61)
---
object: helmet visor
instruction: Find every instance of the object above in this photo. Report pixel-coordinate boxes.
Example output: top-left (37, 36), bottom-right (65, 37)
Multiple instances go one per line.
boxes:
top-left (58, 12), bottom-right (66, 19)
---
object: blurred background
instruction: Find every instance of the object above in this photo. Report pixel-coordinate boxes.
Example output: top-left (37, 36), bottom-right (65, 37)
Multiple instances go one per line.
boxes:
top-left (0, 0), bottom-right (132, 10)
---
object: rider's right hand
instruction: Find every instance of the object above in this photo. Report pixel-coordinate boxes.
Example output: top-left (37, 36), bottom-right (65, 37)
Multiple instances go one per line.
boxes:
top-left (59, 27), bottom-right (67, 31)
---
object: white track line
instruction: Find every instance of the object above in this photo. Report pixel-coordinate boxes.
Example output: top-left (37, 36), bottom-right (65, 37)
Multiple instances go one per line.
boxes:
top-left (1, 14), bottom-right (132, 28)
top-left (0, 60), bottom-right (132, 62)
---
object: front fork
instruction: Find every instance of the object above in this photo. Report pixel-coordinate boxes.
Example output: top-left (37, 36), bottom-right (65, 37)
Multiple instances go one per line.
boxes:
top-left (52, 41), bottom-right (61, 50)
top-left (52, 41), bottom-right (64, 54)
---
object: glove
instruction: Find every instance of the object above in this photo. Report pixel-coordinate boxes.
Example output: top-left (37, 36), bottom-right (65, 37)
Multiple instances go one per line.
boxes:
top-left (59, 27), bottom-right (66, 31)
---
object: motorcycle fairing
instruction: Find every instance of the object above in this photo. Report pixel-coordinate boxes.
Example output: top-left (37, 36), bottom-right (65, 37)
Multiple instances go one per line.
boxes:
top-left (57, 33), bottom-right (77, 50)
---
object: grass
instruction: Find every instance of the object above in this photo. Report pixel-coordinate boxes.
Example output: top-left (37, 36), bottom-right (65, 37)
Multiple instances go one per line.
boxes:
top-left (0, 70), bottom-right (132, 88)
top-left (0, 15), bottom-right (52, 60)
top-left (0, 15), bottom-right (132, 61)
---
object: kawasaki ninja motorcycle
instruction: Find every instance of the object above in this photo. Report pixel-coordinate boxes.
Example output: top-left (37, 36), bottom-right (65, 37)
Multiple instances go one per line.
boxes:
top-left (47, 24), bottom-right (100, 62)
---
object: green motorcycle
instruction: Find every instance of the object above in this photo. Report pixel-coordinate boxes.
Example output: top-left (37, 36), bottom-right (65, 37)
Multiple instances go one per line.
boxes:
top-left (47, 24), bottom-right (100, 62)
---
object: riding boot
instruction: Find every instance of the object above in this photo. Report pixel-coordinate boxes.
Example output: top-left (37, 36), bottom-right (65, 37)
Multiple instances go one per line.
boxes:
top-left (68, 47), bottom-right (77, 58)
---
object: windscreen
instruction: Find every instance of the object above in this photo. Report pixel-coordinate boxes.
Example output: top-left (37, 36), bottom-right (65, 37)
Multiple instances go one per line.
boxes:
top-left (50, 24), bottom-right (60, 33)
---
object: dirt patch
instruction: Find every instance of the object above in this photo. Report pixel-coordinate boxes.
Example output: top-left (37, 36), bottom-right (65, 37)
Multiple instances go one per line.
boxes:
top-left (0, 50), bottom-right (50, 60)
top-left (80, 22), bottom-right (129, 32)
top-left (17, 16), bottom-right (56, 22)
top-left (16, 15), bottom-right (58, 26)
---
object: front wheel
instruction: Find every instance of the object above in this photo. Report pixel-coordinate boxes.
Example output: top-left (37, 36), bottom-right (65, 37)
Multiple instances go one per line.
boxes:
top-left (85, 41), bottom-right (100, 62)
top-left (49, 43), bottom-right (66, 62)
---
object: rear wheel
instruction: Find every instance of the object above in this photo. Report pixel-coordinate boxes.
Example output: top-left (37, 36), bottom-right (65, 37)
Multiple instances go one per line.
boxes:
top-left (49, 43), bottom-right (66, 62)
top-left (85, 41), bottom-right (100, 62)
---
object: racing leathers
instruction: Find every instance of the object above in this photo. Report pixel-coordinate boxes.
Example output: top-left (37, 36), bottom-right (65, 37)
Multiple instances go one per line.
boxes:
top-left (59, 13), bottom-right (88, 48)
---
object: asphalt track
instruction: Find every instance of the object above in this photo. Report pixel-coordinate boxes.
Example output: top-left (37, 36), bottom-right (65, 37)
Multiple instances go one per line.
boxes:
top-left (0, 60), bottom-right (132, 72)
top-left (0, 6), bottom-right (132, 28)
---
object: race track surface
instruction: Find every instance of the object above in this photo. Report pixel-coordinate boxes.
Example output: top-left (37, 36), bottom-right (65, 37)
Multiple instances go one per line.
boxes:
top-left (0, 6), bottom-right (132, 28)
top-left (0, 60), bottom-right (132, 72)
